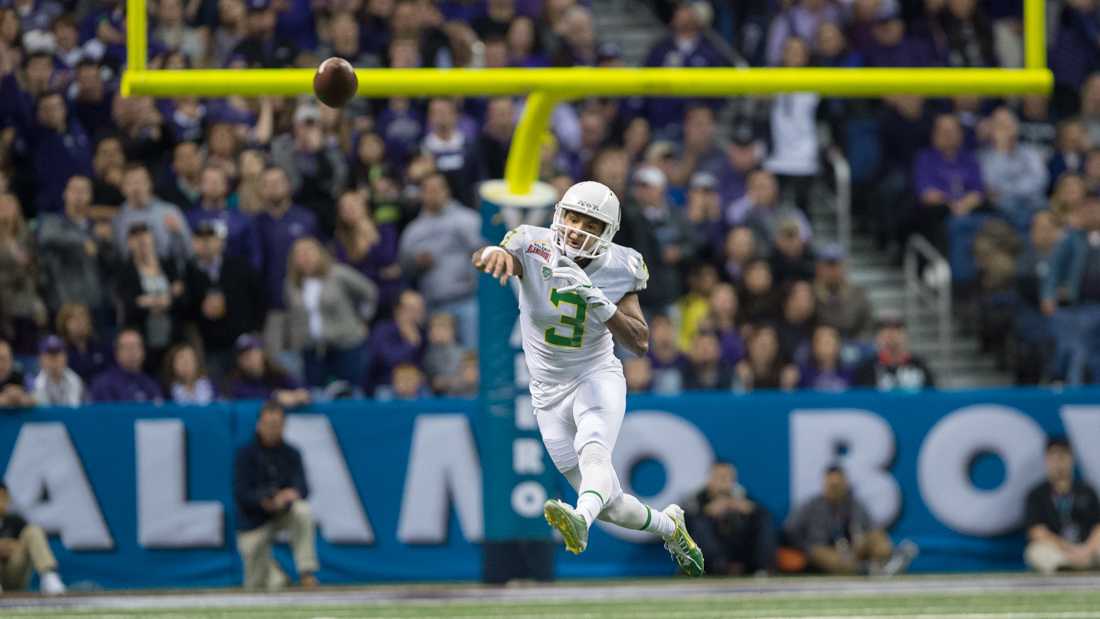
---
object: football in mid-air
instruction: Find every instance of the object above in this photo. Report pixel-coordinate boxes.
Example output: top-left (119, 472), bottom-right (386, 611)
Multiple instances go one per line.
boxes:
top-left (313, 57), bottom-right (358, 108)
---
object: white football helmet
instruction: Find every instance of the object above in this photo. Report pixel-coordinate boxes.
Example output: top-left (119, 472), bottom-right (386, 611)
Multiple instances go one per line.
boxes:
top-left (551, 181), bottom-right (621, 260)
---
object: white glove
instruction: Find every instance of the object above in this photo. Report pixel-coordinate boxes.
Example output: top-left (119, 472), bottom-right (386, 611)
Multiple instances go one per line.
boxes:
top-left (552, 256), bottom-right (617, 323)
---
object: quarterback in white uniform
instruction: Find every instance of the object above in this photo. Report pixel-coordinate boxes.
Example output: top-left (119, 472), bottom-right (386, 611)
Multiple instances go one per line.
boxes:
top-left (472, 181), bottom-right (704, 576)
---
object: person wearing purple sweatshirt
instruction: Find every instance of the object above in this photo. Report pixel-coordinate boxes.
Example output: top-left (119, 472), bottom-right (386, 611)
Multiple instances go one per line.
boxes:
top-left (363, 289), bottom-right (426, 396)
top-left (89, 329), bottom-right (162, 403)
top-left (186, 164), bottom-right (262, 270)
top-left (910, 113), bottom-right (985, 256)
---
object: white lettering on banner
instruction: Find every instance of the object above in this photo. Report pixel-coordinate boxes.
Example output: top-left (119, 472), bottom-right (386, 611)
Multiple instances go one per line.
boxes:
top-left (511, 480), bottom-right (547, 518)
top-left (284, 415), bottom-right (374, 544)
top-left (1060, 406), bottom-right (1100, 488)
top-left (515, 396), bottom-right (536, 430)
top-left (135, 420), bottom-right (223, 547)
top-left (600, 412), bottom-right (714, 543)
top-left (398, 415), bottom-right (484, 543)
top-left (790, 410), bottom-right (900, 527)
top-left (513, 438), bottom-right (545, 475)
top-left (3, 422), bottom-right (113, 549)
top-left (918, 405), bottom-right (1046, 536)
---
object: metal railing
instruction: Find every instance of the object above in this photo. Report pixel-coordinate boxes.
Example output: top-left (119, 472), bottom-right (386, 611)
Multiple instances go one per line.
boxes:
top-left (904, 235), bottom-right (953, 359)
top-left (825, 146), bottom-right (852, 254)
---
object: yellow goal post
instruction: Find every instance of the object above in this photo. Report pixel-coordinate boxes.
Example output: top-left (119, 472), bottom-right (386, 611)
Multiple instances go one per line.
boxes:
top-left (122, 0), bottom-right (1052, 198)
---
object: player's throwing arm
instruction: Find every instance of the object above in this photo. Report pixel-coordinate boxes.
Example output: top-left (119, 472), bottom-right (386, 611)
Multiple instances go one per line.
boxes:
top-left (472, 245), bottom-right (523, 285)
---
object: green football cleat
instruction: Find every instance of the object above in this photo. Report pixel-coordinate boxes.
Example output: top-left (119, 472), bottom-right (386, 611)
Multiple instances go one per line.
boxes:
top-left (543, 499), bottom-right (588, 555)
top-left (663, 504), bottom-right (705, 576)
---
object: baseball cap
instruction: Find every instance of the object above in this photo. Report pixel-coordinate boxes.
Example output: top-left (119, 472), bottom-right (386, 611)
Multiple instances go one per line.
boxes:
top-left (596, 42), bottom-right (622, 63)
top-left (689, 172), bottom-right (718, 191)
top-left (817, 242), bottom-right (847, 262)
top-left (294, 103), bottom-right (321, 125)
top-left (194, 220), bottom-right (219, 237)
top-left (38, 335), bottom-right (65, 355)
top-left (235, 333), bottom-right (263, 354)
top-left (875, 310), bottom-right (905, 330)
top-left (633, 165), bottom-right (667, 189)
top-left (730, 124), bottom-right (756, 147)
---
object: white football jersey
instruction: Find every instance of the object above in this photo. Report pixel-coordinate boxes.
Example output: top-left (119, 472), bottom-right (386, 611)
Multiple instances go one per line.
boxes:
top-left (499, 225), bottom-right (648, 386)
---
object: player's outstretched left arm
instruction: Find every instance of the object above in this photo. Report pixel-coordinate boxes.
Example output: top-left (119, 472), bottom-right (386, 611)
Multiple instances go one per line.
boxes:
top-left (605, 292), bottom-right (649, 356)
top-left (472, 245), bottom-right (523, 285)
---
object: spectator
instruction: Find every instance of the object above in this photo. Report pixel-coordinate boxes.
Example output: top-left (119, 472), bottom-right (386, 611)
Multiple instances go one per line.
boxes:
top-left (56, 303), bottom-right (111, 383)
top-left (184, 221), bottom-right (262, 382)
top-left (1042, 192), bottom-right (1100, 385)
top-left (271, 103), bottom-right (348, 237)
top-left (1012, 210), bottom-right (1063, 384)
top-left (37, 175), bottom-right (112, 316)
top-left (507, 16), bottom-right (547, 67)
top-left (684, 172), bottom-right (725, 257)
top-left (799, 325), bottom-right (852, 391)
top-left (876, 95), bottom-right (933, 252)
top-left (734, 323), bottom-right (799, 391)
top-left (707, 283), bottom-right (745, 366)
top-left (330, 189), bottom-right (402, 314)
top-left (624, 356), bottom-right (654, 394)
top-left (676, 263), bottom-right (720, 352)
top-left (116, 223), bottom-right (184, 372)
top-left (27, 91), bottom-right (93, 216)
top-left (813, 244), bottom-right (873, 340)
top-left (1051, 4), bottom-right (1100, 115)
top-left (720, 226), bottom-right (758, 284)
top-left (232, 0), bottom-right (299, 68)
top-left (0, 339), bottom-right (33, 408)
top-left (777, 281), bottom-right (817, 360)
top-left (911, 114), bottom-right (985, 255)
top-left (1050, 173), bottom-right (1087, 225)
top-left (224, 334), bottom-right (311, 407)
top-left (770, 218), bottom-right (816, 284)
top-left (476, 97), bottom-right (515, 180)
top-left (0, 482), bottom-right (66, 594)
top-left (684, 330), bottom-right (734, 391)
top-left (285, 237), bottom-right (378, 389)
top-left (255, 165), bottom-right (318, 356)
top-left (549, 5), bottom-right (598, 67)
top-left (668, 106), bottom-right (727, 190)
top-left (187, 164), bottom-right (261, 269)
top-left (423, 312), bottom-right (464, 395)
top-left (853, 313), bottom-right (937, 390)
top-left (70, 60), bottom-right (114, 138)
top-left (89, 329), bottom-right (163, 403)
top-left (641, 314), bottom-right (684, 394)
top-left (1048, 119), bottom-right (1090, 191)
top-left (785, 465), bottom-right (907, 575)
top-left (765, 38), bottom-right (820, 214)
top-left (421, 98), bottom-right (478, 206)
top-left (1017, 95), bottom-right (1057, 160)
top-left (365, 289), bottom-right (426, 396)
top-left (32, 335), bottom-right (84, 406)
top-left (233, 400), bottom-right (318, 590)
top-left (90, 135), bottom-right (127, 208)
top-left (683, 461), bottom-right (776, 576)
top-left (738, 259), bottom-right (782, 325)
top-left (861, 13), bottom-right (939, 68)
top-left (0, 193), bottom-right (47, 350)
top-left (765, 0), bottom-right (842, 67)
top-left (113, 164), bottom-right (193, 271)
top-left (979, 107), bottom-right (1048, 230)
top-left (157, 141), bottom-right (204, 212)
top-left (939, 0), bottom-right (996, 68)
top-left (390, 361), bottom-right (430, 400)
top-left (398, 173), bottom-right (482, 347)
top-left (733, 170), bottom-right (812, 245)
top-left (163, 343), bottom-right (215, 405)
top-left (1024, 437), bottom-right (1100, 575)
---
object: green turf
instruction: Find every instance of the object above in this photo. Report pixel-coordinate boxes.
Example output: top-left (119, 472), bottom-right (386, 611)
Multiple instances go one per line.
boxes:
top-left (8, 590), bottom-right (1100, 619)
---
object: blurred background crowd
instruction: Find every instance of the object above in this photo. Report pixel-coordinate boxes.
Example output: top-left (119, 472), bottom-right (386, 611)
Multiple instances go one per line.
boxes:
top-left (0, 0), bottom-right (1098, 407)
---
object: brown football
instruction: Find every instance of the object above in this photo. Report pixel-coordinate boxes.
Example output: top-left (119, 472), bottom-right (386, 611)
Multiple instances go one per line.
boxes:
top-left (313, 57), bottom-right (358, 108)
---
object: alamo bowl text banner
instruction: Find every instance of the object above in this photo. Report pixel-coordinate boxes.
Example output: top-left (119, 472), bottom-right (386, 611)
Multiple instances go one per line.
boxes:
top-left (1, 389), bottom-right (1099, 589)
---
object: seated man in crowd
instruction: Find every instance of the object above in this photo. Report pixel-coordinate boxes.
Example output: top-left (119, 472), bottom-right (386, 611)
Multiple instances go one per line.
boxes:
top-left (0, 482), bottom-right (66, 594)
top-left (233, 401), bottom-right (318, 590)
top-left (32, 336), bottom-right (84, 406)
top-left (89, 329), bottom-right (162, 403)
top-left (683, 461), bottom-right (776, 576)
top-left (785, 465), bottom-right (913, 575)
top-left (853, 313), bottom-right (936, 391)
top-left (1024, 437), bottom-right (1100, 574)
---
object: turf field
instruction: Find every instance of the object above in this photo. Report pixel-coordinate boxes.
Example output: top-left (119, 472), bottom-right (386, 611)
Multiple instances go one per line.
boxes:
top-left (3, 574), bottom-right (1100, 618)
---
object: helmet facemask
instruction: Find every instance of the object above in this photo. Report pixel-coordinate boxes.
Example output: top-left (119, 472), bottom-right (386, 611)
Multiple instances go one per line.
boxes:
top-left (551, 206), bottom-right (614, 260)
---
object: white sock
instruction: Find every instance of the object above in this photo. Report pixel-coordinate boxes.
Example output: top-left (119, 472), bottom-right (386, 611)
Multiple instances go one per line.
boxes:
top-left (647, 507), bottom-right (676, 539)
top-left (576, 491), bottom-right (604, 528)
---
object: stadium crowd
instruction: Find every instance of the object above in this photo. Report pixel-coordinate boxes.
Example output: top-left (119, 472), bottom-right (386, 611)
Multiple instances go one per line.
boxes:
top-left (0, 0), bottom-right (1097, 406)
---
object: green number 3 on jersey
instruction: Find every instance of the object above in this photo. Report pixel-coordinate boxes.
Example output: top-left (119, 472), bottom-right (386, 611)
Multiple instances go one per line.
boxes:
top-left (544, 288), bottom-right (587, 348)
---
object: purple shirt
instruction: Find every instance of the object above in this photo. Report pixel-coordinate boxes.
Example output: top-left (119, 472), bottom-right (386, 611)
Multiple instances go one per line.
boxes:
top-left (225, 372), bottom-right (299, 401)
top-left (798, 362), bottom-right (853, 392)
top-left (66, 340), bottom-right (112, 383)
top-left (255, 205), bottom-right (317, 309)
top-left (89, 366), bottom-right (162, 403)
top-left (913, 148), bottom-right (984, 202)
top-left (330, 223), bottom-right (401, 310)
top-left (364, 321), bottom-right (424, 394)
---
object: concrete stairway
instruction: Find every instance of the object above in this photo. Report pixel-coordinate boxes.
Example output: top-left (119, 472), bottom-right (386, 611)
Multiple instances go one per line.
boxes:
top-left (591, 0), bottom-right (665, 65)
